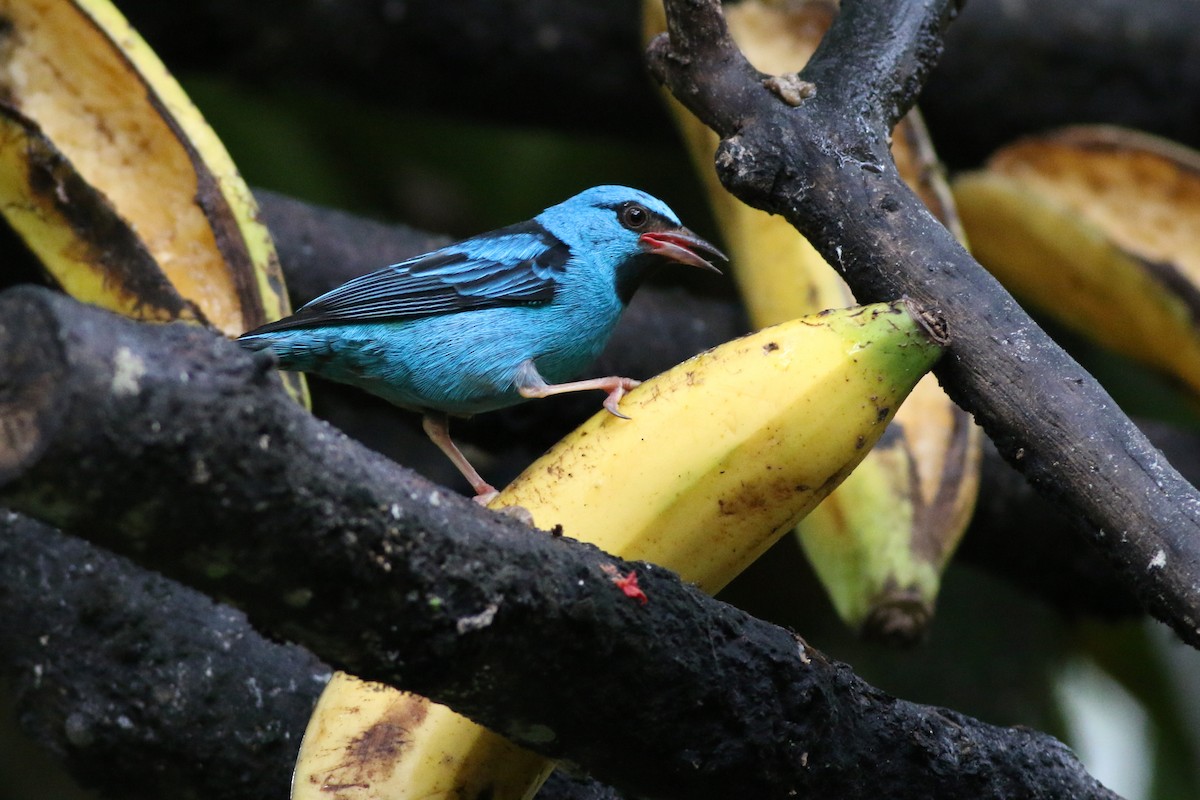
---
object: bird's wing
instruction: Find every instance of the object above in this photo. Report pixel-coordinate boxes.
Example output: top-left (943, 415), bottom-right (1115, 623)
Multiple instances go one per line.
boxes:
top-left (245, 221), bottom-right (571, 335)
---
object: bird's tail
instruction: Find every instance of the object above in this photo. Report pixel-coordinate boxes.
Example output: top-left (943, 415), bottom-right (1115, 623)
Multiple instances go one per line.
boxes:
top-left (236, 329), bottom-right (310, 371)
top-left (236, 333), bottom-right (275, 352)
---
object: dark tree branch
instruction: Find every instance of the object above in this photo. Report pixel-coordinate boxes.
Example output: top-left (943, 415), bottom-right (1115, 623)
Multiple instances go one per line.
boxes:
top-left (0, 511), bottom-right (619, 800)
top-left (962, 441), bottom-right (1142, 619)
top-left (0, 408), bottom-right (1156, 800)
top-left (802, 0), bottom-right (960, 129)
top-left (0, 287), bottom-right (1114, 799)
top-left (649, 0), bottom-right (1200, 647)
top-left (0, 513), bottom-right (327, 800)
top-left (18, 419), bottom-right (1200, 800)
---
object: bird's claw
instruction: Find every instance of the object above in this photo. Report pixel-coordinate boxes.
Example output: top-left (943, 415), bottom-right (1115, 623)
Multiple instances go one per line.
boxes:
top-left (473, 487), bottom-right (500, 506)
top-left (603, 378), bottom-right (640, 419)
top-left (604, 402), bottom-right (631, 420)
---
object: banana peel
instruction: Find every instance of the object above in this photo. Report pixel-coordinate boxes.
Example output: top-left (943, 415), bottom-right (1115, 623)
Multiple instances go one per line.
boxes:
top-left (294, 673), bottom-right (554, 800)
top-left (0, 0), bottom-right (307, 405)
top-left (798, 375), bottom-right (980, 639)
top-left (645, 0), bottom-right (981, 642)
top-left (953, 126), bottom-right (1200, 402)
top-left (293, 301), bottom-right (945, 799)
top-left (802, 108), bottom-right (980, 642)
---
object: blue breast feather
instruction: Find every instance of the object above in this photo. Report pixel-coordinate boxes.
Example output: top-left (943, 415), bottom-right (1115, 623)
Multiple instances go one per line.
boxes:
top-left (253, 293), bottom-right (622, 415)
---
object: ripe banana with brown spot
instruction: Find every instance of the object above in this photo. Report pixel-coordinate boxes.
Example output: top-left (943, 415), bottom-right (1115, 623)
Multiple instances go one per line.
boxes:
top-left (953, 125), bottom-right (1200, 402)
top-left (0, 0), bottom-right (307, 405)
top-left (293, 301), bottom-right (945, 799)
top-left (644, 0), bottom-right (981, 642)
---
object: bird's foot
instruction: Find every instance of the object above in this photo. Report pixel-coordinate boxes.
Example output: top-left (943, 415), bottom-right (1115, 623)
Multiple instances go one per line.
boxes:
top-left (602, 377), bottom-right (641, 419)
top-left (423, 412), bottom-right (500, 505)
top-left (472, 486), bottom-right (500, 506)
top-left (514, 362), bottom-right (641, 418)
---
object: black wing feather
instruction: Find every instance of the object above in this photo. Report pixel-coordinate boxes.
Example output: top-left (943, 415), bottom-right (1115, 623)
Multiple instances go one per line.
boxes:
top-left (244, 220), bottom-right (570, 336)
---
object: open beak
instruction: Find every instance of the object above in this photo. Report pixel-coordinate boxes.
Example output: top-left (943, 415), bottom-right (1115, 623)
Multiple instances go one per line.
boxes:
top-left (638, 228), bottom-right (727, 274)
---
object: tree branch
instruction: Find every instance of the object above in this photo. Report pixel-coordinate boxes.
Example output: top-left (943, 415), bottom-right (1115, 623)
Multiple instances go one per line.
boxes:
top-left (0, 511), bottom-right (621, 800)
top-left (649, 0), bottom-right (1200, 647)
top-left (0, 512), bottom-right (326, 800)
top-left (802, 0), bottom-right (961, 130)
top-left (0, 287), bottom-right (1115, 799)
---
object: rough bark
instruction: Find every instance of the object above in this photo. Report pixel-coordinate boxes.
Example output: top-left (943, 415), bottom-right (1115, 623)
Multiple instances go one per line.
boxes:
top-left (0, 287), bottom-right (1115, 799)
top-left (0, 512), bottom-right (327, 800)
top-left (0, 511), bottom-right (625, 800)
top-left (647, 0), bottom-right (1200, 647)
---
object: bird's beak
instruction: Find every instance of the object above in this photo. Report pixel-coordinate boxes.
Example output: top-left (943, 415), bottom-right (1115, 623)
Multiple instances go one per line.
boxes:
top-left (638, 228), bottom-right (726, 274)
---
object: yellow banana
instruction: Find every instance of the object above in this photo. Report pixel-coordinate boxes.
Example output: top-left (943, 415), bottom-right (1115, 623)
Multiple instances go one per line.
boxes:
top-left (491, 302), bottom-right (944, 588)
top-left (952, 126), bottom-right (1200, 401)
top-left (294, 673), bottom-right (554, 800)
top-left (293, 301), bottom-right (945, 799)
top-left (645, 0), bottom-right (981, 640)
top-left (0, 0), bottom-right (307, 406)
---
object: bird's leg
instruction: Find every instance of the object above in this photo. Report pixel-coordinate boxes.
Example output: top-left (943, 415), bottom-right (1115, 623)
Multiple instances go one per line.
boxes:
top-left (421, 412), bottom-right (499, 505)
top-left (514, 359), bottom-right (640, 419)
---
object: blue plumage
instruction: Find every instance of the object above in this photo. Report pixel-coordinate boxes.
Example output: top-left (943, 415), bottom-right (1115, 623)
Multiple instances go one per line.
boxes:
top-left (240, 185), bottom-right (724, 500)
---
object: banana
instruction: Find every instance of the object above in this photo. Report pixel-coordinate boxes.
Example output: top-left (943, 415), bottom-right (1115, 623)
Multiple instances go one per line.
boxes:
top-left (645, 0), bottom-right (981, 641)
top-left (0, 0), bottom-right (307, 406)
top-left (491, 302), bottom-right (945, 589)
top-left (293, 673), bottom-right (554, 800)
top-left (293, 301), bottom-right (945, 799)
top-left (952, 126), bottom-right (1200, 401)
top-left (797, 375), bottom-right (980, 640)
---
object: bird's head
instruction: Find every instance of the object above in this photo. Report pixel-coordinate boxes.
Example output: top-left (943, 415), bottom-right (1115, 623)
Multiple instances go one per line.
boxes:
top-left (538, 185), bottom-right (726, 302)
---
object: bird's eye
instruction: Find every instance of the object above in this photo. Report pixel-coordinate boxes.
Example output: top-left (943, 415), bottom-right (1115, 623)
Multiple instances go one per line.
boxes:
top-left (621, 203), bottom-right (649, 230)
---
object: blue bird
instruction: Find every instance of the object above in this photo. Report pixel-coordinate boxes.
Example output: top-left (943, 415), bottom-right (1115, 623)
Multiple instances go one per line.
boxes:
top-left (240, 185), bottom-right (725, 501)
